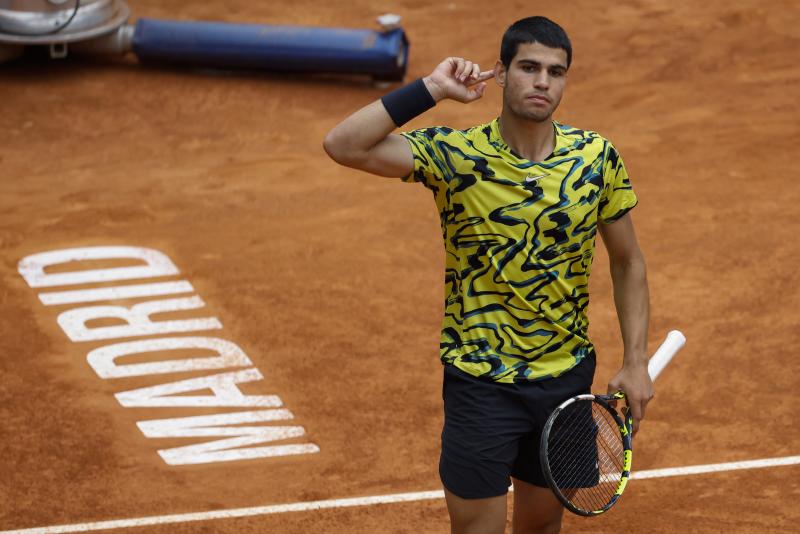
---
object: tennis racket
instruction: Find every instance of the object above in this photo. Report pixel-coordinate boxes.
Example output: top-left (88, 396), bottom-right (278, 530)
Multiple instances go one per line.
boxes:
top-left (539, 330), bottom-right (686, 516)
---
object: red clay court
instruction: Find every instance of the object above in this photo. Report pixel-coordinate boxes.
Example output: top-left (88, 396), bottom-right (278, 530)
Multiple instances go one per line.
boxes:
top-left (1, 1), bottom-right (799, 532)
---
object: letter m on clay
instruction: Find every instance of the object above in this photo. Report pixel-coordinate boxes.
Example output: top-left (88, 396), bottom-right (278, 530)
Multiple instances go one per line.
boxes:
top-left (137, 410), bottom-right (320, 465)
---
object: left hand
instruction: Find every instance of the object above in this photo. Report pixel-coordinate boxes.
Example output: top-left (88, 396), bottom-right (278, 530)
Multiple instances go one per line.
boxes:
top-left (607, 360), bottom-right (654, 437)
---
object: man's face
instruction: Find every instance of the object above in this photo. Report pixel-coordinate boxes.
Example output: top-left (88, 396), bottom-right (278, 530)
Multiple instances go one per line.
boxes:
top-left (496, 42), bottom-right (569, 122)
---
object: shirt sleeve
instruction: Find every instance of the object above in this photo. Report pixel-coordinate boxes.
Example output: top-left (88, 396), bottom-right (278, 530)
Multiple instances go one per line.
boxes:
top-left (598, 141), bottom-right (638, 224)
top-left (399, 127), bottom-right (450, 192)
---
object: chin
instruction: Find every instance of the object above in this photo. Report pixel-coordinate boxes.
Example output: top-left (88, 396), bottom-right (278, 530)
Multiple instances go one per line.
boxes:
top-left (516, 108), bottom-right (552, 122)
top-left (530, 111), bottom-right (552, 122)
top-left (508, 101), bottom-right (551, 122)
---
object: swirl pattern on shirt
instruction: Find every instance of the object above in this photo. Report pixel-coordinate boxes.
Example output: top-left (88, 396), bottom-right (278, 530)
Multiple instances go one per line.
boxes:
top-left (401, 119), bottom-right (636, 383)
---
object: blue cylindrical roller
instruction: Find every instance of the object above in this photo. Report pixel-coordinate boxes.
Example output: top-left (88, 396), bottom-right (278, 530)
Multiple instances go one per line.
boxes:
top-left (132, 18), bottom-right (408, 80)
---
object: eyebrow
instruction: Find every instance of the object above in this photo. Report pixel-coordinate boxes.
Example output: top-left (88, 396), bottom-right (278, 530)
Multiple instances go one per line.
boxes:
top-left (517, 59), bottom-right (568, 71)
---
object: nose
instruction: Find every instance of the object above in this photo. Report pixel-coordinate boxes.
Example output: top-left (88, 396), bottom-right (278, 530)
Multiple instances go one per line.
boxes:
top-left (533, 71), bottom-right (549, 90)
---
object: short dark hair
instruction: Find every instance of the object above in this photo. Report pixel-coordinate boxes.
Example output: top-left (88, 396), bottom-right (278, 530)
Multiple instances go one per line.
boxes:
top-left (500, 16), bottom-right (572, 68)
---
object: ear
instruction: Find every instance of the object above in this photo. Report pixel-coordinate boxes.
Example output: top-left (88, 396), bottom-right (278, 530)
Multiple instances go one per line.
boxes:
top-left (494, 60), bottom-right (506, 87)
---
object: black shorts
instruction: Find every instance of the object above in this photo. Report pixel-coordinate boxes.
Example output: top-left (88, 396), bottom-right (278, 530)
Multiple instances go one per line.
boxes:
top-left (439, 354), bottom-right (596, 499)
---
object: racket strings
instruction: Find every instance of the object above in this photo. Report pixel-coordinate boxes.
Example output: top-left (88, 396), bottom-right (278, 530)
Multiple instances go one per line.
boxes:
top-left (556, 409), bottom-right (623, 494)
top-left (546, 400), bottom-right (626, 513)
top-left (550, 404), bottom-right (623, 507)
top-left (549, 411), bottom-right (620, 508)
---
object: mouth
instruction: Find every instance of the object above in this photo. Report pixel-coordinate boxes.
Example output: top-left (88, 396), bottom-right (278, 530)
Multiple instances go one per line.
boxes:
top-left (525, 94), bottom-right (550, 104)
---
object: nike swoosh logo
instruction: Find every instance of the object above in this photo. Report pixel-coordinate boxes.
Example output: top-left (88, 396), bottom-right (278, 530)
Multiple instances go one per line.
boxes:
top-left (525, 173), bottom-right (548, 183)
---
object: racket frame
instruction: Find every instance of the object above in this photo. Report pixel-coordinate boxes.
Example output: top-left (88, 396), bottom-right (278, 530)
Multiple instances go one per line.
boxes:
top-left (539, 392), bottom-right (633, 516)
top-left (538, 330), bottom-right (685, 516)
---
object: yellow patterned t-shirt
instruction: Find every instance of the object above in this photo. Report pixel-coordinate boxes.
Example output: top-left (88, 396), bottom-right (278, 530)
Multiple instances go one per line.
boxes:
top-left (401, 118), bottom-right (637, 383)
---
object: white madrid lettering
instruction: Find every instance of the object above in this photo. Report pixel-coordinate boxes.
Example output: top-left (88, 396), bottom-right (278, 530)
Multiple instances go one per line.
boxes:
top-left (115, 368), bottom-right (283, 407)
top-left (18, 246), bottom-right (179, 288)
top-left (137, 410), bottom-right (320, 465)
top-left (40, 280), bottom-right (194, 306)
top-left (87, 336), bottom-right (252, 379)
top-left (17, 246), bottom-right (319, 465)
top-left (56, 296), bottom-right (222, 342)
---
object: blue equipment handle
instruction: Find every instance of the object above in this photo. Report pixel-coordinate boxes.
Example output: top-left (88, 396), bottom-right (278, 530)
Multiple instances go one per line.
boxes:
top-left (132, 18), bottom-right (408, 80)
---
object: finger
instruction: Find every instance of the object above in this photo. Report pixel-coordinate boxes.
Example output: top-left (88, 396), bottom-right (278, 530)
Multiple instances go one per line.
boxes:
top-left (470, 63), bottom-right (480, 80)
top-left (462, 82), bottom-right (487, 102)
top-left (460, 61), bottom-right (474, 82)
top-left (606, 382), bottom-right (619, 409)
top-left (466, 69), bottom-right (491, 87)
top-left (452, 58), bottom-right (465, 81)
top-left (475, 69), bottom-right (495, 82)
top-left (623, 405), bottom-right (639, 436)
top-left (630, 397), bottom-right (642, 420)
top-left (639, 395), bottom-right (650, 420)
top-left (629, 398), bottom-right (643, 431)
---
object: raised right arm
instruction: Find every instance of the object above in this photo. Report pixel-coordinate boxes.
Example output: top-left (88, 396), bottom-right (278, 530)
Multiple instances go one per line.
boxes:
top-left (322, 99), bottom-right (417, 177)
top-left (323, 58), bottom-right (495, 178)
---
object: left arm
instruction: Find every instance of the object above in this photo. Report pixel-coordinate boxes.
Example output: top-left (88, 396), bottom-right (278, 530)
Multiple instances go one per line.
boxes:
top-left (598, 213), bottom-right (652, 435)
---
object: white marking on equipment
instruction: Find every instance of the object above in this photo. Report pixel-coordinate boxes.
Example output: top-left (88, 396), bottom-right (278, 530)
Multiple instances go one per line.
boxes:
top-left (2, 456), bottom-right (797, 533)
top-left (647, 330), bottom-right (686, 381)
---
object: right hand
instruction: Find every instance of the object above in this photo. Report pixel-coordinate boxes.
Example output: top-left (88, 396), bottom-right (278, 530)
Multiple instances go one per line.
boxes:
top-left (423, 57), bottom-right (495, 104)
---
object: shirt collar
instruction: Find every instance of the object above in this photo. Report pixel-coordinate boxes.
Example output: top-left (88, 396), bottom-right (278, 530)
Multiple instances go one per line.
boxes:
top-left (488, 117), bottom-right (570, 162)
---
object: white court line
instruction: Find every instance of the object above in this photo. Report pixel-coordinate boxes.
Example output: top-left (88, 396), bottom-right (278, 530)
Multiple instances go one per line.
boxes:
top-left (632, 455), bottom-right (800, 479)
top-left (3, 455), bottom-right (798, 534)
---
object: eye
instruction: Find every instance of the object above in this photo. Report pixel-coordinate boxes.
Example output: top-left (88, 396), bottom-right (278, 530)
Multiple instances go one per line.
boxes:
top-left (550, 68), bottom-right (566, 77)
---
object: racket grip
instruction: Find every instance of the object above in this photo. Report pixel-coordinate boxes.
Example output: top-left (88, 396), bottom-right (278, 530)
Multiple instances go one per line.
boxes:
top-left (648, 330), bottom-right (686, 381)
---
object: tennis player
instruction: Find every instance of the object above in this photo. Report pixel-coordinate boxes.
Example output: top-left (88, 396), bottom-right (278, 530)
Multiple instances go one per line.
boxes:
top-left (324, 16), bottom-right (652, 534)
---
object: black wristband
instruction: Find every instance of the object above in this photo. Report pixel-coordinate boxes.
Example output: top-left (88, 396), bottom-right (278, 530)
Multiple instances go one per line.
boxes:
top-left (380, 78), bottom-right (437, 127)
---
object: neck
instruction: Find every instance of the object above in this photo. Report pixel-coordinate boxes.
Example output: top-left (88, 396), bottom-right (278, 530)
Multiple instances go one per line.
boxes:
top-left (498, 107), bottom-right (555, 162)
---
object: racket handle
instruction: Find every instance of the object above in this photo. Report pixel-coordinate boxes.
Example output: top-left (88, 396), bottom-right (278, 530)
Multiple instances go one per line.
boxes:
top-left (648, 330), bottom-right (686, 381)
